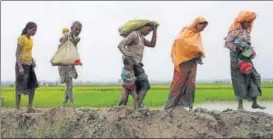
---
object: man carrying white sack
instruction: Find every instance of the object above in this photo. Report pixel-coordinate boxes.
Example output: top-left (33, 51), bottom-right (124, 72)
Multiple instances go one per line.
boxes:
top-left (57, 21), bottom-right (82, 110)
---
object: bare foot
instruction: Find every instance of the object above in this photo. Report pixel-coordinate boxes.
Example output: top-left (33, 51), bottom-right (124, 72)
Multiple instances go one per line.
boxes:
top-left (60, 106), bottom-right (66, 111)
top-left (61, 104), bottom-right (66, 108)
top-left (139, 105), bottom-right (148, 110)
top-left (189, 107), bottom-right (193, 112)
top-left (26, 108), bottom-right (40, 113)
top-left (252, 104), bottom-right (266, 110)
top-left (26, 108), bottom-right (35, 113)
top-left (16, 108), bottom-right (24, 113)
top-left (161, 109), bottom-right (172, 120)
top-left (237, 107), bottom-right (245, 111)
top-left (73, 108), bottom-right (82, 113)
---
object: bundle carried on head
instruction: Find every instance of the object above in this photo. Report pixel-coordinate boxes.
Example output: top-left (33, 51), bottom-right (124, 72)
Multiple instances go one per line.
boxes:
top-left (118, 19), bottom-right (159, 37)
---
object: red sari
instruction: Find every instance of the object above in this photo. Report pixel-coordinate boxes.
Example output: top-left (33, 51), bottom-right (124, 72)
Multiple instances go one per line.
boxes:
top-left (164, 59), bottom-right (197, 110)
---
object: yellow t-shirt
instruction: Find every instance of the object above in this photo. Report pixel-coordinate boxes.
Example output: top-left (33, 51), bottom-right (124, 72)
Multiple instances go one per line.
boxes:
top-left (17, 35), bottom-right (33, 63)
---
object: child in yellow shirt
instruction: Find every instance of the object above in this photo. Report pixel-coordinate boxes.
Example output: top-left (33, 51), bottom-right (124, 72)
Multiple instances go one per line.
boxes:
top-left (15, 22), bottom-right (39, 113)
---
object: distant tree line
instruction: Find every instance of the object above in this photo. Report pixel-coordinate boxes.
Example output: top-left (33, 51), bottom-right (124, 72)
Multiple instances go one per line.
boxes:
top-left (2, 79), bottom-right (273, 87)
top-left (214, 81), bottom-right (231, 84)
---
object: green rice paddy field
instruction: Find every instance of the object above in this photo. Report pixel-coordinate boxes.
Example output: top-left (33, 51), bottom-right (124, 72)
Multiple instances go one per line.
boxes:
top-left (1, 82), bottom-right (273, 108)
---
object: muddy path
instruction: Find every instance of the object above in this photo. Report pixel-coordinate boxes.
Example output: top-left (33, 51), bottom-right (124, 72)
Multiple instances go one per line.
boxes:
top-left (1, 107), bottom-right (273, 138)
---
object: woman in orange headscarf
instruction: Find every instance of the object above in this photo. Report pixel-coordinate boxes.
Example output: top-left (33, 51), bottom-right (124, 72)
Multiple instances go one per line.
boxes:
top-left (164, 17), bottom-right (208, 111)
top-left (224, 10), bottom-right (265, 110)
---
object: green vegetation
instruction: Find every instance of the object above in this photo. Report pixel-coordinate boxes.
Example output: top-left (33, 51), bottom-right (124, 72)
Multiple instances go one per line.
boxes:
top-left (1, 83), bottom-right (273, 108)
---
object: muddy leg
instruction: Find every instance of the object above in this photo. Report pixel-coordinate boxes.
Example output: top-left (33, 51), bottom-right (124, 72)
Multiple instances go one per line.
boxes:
top-left (138, 90), bottom-right (147, 108)
top-left (26, 89), bottom-right (36, 113)
top-left (131, 91), bottom-right (139, 110)
top-left (189, 107), bottom-right (193, 112)
top-left (62, 94), bottom-right (68, 108)
top-left (252, 97), bottom-right (266, 109)
top-left (66, 78), bottom-right (76, 109)
top-left (16, 94), bottom-right (22, 110)
top-left (62, 80), bottom-right (69, 108)
top-left (237, 99), bottom-right (245, 111)
top-left (123, 91), bottom-right (129, 105)
top-left (118, 87), bottom-right (128, 106)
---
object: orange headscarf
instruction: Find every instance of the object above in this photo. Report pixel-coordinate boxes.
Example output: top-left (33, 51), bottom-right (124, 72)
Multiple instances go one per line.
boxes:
top-left (171, 17), bottom-right (207, 71)
top-left (229, 10), bottom-right (256, 33)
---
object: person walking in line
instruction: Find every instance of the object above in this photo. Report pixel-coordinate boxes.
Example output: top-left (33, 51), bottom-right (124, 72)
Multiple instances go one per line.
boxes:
top-left (224, 10), bottom-right (265, 110)
top-left (118, 22), bottom-right (158, 109)
top-left (58, 21), bottom-right (82, 109)
top-left (15, 22), bottom-right (39, 113)
top-left (164, 17), bottom-right (208, 112)
top-left (118, 57), bottom-right (139, 110)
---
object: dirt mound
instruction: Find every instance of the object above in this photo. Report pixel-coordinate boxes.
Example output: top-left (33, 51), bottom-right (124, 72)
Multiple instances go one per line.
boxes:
top-left (1, 107), bottom-right (273, 138)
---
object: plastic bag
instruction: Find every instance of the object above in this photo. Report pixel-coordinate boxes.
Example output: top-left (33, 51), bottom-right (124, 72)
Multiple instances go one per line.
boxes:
top-left (50, 39), bottom-right (82, 66)
top-left (232, 37), bottom-right (250, 48)
top-left (119, 19), bottom-right (159, 37)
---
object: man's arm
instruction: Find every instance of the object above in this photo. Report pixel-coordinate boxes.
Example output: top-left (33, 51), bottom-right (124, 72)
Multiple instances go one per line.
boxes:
top-left (118, 32), bottom-right (138, 56)
top-left (144, 27), bottom-right (157, 48)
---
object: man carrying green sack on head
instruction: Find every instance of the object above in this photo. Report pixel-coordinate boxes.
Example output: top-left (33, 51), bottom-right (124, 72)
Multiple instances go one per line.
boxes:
top-left (117, 19), bottom-right (159, 109)
top-left (119, 19), bottom-right (159, 37)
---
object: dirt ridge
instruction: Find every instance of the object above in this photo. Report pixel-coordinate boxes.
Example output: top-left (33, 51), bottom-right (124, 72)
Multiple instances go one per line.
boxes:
top-left (1, 107), bottom-right (273, 138)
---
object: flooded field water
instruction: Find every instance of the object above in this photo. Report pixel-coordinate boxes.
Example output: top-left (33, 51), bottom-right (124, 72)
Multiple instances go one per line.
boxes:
top-left (197, 102), bottom-right (273, 115)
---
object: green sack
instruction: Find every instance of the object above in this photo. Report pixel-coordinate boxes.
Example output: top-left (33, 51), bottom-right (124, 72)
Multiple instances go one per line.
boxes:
top-left (242, 48), bottom-right (254, 58)
top-left (119, 19), bottom-right (159, 37)
top-left (50, 39), bottom-right (82, 66)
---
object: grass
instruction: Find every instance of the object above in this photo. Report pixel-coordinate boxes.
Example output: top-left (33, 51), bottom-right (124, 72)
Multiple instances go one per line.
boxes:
top-left (1, 82), bottom-right (273, 108)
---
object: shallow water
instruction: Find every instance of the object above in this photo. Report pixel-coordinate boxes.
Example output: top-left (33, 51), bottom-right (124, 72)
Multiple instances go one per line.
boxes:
top-left (196, 102), bottom-right (273, 115)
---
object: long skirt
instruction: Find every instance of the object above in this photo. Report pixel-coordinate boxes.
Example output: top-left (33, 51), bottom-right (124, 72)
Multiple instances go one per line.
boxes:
top-left (164, 59), bottom-right (197, 110)
top-left (230, 62), bottom-right (262, 100)
top-left (15, 63), bottom-right (38, 95)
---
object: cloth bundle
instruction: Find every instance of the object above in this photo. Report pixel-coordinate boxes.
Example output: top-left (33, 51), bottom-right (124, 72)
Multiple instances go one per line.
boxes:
top-left (119, 19), bottom-right (159, 37)
top-left (50, 39), bottom-right (82, 66)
